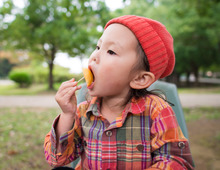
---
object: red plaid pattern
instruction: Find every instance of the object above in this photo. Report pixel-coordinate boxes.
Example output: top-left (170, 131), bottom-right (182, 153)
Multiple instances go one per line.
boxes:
top-left (44, 95), bottom-right (194, 169)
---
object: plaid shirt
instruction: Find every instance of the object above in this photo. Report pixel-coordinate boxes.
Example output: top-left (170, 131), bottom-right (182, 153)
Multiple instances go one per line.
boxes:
top-left (44, 95), bottom-right (194, 170)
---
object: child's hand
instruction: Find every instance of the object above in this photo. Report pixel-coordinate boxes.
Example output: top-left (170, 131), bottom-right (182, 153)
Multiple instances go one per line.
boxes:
top-left (55, 78), bottom-right (81, 116)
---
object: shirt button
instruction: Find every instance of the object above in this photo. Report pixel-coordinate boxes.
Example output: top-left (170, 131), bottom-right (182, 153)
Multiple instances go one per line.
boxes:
top-left (105, 131), bottom-right (112, 137)
top-left (84, 140), bottom-right (87, 147)
top-left (178, 141), bottom-right (186, 149)
top-left (136, 144), bottom-right (144, 151)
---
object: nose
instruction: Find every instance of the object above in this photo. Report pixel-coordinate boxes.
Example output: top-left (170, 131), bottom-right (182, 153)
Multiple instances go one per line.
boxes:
top-left (89, 51), bottom-right (99, 64)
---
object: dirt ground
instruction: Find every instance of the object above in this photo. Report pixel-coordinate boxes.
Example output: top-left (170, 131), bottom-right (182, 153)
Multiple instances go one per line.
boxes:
top-left (187, 118), bottom-right (220, 170)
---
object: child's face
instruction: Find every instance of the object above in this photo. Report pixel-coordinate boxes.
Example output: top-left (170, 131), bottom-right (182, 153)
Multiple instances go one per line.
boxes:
top-left (88, 23), bottom-right (139, 98)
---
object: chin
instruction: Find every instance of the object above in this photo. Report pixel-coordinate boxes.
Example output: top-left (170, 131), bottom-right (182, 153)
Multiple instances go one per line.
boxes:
top-left (88, 90), bottom-right (96, 96)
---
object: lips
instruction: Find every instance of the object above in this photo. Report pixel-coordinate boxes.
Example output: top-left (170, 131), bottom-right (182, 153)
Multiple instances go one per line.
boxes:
top-left (87, 82), bottom-right (94, 89)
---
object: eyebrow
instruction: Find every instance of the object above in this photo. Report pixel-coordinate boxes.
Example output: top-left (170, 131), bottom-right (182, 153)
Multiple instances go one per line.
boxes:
top-left (98, 39), bottom-right (123, 50)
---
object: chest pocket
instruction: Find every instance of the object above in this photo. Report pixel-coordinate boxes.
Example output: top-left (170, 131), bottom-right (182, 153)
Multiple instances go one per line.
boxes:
top-left (81, 116), bottom-right (104, 140)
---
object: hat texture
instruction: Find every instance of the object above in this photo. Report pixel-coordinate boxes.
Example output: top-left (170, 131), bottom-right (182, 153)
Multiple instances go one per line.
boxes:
top-left (104, 15), bottom-right (175, 80)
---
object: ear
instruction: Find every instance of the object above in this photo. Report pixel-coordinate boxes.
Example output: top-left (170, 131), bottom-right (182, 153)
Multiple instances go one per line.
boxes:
top-left (130, 71), bottom-right (155, 89)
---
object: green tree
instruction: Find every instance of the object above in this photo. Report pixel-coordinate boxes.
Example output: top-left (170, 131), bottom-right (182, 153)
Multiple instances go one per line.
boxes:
top-left (0, 0), bottom-right (14, 49)
top-left (0, 58), bottom-right (14, 78)
top-left (115, 0), bottom-right (220, 85)
top-left (114, 0), bottom-right (154, 17)
top-left (167, 0), bottom-right (220, 85)
top-left (3, 0), bottom-right (111, 89)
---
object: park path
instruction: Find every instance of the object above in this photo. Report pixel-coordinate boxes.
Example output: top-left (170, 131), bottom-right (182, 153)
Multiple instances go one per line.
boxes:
top-left (0, 94), bottom-right (220, 108)
top-left (0, 95), bottom-right (59, 108)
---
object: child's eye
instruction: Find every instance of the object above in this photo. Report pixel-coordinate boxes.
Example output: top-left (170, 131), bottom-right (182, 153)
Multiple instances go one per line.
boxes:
top-left (96, 46), bottom-right (100, 50)
top-left (107, 50), bottom-right (116, 55)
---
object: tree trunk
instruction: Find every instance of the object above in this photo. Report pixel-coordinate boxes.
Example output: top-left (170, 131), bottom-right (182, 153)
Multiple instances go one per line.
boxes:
top-left (49, 45), bottom-right (57, 90)
top-left (176, 73), bottom-right (181, 86)
top-left (186, 72), bottom-right (190, 87)
top-left (167, 71), bottom-right (179, 85)
top-left (45, 45), bottom-right (56, 90)
top-left (48, 61), bottom-right (54, 90)
top-left (193, 67), bottom-right (199, 86)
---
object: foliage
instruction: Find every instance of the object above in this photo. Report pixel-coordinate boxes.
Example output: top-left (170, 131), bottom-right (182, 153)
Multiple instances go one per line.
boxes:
top-left (115, 0), bottom-right (220, 85)
top-left (9, 61), bottom-right (83, 84)
top-left (9, 71), bottom-right (32, 88)
top-left (2, 0), bottom-right (111, 89)
top-left (0, 0), bottom-right (14, 48)
top-left (53, 71), bottom-right (83, 83)
top-left (0, 58), bottom-right (14, 78)
top-left (2, 0), bottom-right (220, 87)
top-left (168, 0), bottom-right (220, 82)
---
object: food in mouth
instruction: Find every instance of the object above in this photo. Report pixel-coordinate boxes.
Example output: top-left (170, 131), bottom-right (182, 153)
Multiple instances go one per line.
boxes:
top-left (82, 68), bottom-right (94, 87)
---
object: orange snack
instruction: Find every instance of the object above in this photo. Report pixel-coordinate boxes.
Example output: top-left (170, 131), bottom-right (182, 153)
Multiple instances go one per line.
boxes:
top-left (82, 68), bottom-right (93, 86)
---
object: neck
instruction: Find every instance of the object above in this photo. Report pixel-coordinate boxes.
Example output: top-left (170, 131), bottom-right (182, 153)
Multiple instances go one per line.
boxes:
top-left (101, 97), bottom-right (126, 117)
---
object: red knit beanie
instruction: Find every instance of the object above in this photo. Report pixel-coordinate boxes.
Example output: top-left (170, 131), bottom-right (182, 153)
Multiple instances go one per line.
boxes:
top-left (104, 15), bottom-right (175, 80)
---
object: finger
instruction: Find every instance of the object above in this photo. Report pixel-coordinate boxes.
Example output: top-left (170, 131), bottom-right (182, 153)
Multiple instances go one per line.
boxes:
top-left (62, 78), bottom-right (77, 85)
top-left (55, 85), bottom-right (82, 106)
top-left (58, 85), bottom-right (76, 98)
top-left (56, 83), bottom-right (76, 100)
top-left (58, 81), bottom-right (77, 92)
top-left (55, 86), bottom-right (74, 104)
top-left (61, 84), bottom-right (82, 98)
top-left (62, 85), bottom-right (81, 101)
top-left (59, 78), bottom-right (76, 87)
top-left (60, 78), bottom-right (75, 85)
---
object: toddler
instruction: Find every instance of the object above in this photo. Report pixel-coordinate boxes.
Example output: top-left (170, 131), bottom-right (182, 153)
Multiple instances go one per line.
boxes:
top-left (44, 15), bottom-right (194, 170)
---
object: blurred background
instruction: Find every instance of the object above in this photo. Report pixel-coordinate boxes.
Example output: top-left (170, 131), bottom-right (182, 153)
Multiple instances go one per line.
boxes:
top-left (0, 0), bottom-right (220, 169)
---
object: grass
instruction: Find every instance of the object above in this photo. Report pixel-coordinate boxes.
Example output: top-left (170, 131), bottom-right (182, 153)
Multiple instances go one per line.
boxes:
top-left (0, 107), bottom-right (219, 169)
top-left (0, 84), bottom-right (58, 95)
top-left (178, 86), bottom-right (220, 94)
top-left (0, 107), bottom-right (60, 170)
top-left (183, 107), bottom-right (220, 122)
top-left (185, 107), bottom-right (220, 169)
top-left (0, 82), bottom-right (87, 95)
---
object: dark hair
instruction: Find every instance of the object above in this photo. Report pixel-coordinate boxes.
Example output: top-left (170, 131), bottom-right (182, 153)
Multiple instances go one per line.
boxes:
top-left (124, 43), bottom-right (166, 105)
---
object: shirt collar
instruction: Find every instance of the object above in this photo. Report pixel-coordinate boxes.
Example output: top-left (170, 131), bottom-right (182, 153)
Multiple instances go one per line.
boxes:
top-left (86, 97), bottom-right (102, 119)
top-left (86, 96), bottom-right (146, 119)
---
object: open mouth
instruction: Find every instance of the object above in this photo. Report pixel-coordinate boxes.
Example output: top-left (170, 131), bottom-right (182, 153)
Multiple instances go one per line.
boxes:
top-left (87, 66), bottom-right (95, 89)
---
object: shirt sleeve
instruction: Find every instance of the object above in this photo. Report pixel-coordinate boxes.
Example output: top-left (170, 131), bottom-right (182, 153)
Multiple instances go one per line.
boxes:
top-left (44, 110), bottom-right (84, 167)
top-left (149, 105), bottom-right (195, 170)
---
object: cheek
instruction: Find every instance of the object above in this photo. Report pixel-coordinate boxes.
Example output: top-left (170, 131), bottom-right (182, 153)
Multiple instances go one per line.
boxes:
top-left (99, 61), bottom-right (114, 75)
top-left (99, 66), bottom-right (129, 88)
